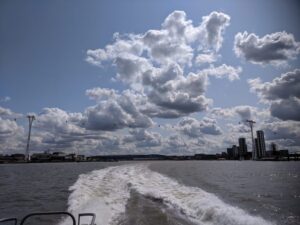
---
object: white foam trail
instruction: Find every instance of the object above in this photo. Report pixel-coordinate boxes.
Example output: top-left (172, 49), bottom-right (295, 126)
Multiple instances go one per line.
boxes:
top-left (62, 164), bottom-right (275, 225)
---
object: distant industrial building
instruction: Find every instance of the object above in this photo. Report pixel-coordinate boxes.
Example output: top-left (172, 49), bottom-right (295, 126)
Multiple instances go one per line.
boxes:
top-left (227, 145), bottom-right (240, 160)
top-left (270, 142), bottom-right (277, 153)
top-left (227, 147), bottom-right (234, 160)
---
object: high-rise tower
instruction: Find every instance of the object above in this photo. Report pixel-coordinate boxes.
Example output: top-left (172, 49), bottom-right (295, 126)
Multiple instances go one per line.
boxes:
top-left (256, 130), bottom-right (266, 158)
top-left (238, 137), bottom-right (248, 159)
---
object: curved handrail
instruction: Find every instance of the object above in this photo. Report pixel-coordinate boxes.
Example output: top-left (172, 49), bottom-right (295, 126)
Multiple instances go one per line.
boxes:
top-left (20, 211), bottom-right (76, 225)
top-left (0, 218), bottom-right (17, 225)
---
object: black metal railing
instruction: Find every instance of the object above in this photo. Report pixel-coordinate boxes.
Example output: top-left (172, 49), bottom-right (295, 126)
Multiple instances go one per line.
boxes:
top-left (20, 212), bottom-right (76, 225)
top-left (0, 218), bottom-right (17, 225)
top-left (78, 213), bottom-right (96, 225)
top-left (0, 211), bottom-right (96, 225)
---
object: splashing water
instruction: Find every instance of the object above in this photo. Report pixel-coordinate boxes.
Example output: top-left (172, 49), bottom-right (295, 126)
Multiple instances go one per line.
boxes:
top-left (59, 164), bottom-right (275, 225)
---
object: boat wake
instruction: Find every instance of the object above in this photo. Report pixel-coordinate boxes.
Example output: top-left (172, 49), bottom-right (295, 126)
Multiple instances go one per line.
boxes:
top-left (60, 164), bottom-right (275, 225)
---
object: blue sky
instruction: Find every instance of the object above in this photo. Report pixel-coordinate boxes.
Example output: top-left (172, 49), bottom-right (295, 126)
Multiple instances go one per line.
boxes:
top-left (1, 0), bottom-right (300, 155)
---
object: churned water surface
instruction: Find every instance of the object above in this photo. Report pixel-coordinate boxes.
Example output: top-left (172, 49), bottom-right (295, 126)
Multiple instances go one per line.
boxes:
top-left (0, 161), bottom-right (299, 225)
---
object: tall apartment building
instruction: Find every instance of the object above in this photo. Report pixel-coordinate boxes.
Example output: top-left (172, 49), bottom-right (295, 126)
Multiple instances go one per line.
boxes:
top-left (238, 137), bottom-right (248, 160)
top-left (256, 130), bottom-right (266, 158)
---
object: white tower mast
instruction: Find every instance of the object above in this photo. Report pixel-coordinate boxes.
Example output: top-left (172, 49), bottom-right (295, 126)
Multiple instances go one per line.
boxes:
top-left (246, 120), bottom-right (256, 160)
top-left (25, 115), bottom-right (35, 162)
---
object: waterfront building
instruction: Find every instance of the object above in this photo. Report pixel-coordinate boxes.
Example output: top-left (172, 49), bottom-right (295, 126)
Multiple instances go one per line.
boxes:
top-left (256, 130), bottom-right (266, 159)
top-left (255, 138), bottom-right (259, 158)
top-left (238, 137), bottom-right (248, 160)
top-left (233, 145), bottom-right (239, 158)
top-left (270, 142), bottom-right (277, 153)
top-left (31, 152), bottom-right (51, 162)
top-left (227, 147), bottom-right (234, 160)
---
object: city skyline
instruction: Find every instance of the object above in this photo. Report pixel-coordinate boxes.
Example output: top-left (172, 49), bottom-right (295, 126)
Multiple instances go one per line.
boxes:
top-left (1, 0), bottom-right (300, 156)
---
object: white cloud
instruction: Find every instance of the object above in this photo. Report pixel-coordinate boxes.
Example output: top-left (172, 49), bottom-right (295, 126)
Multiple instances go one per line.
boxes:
top-left (145, 70), bottom-right (212, 116)
top-left (35, 107), bottom-right (84, 134)
top-left (210, 105), bottom-right (262, 121)
top-left (195, 52), bottom-right (218, 64)
top-left (234, 31), bottom-right (300, 66)
top-left (0, 108), bottom-right (25, 154)
top-left (176, 117), bottom-right (222, 138)
top-left (124, 129), bottom-right (162, 148)
top-left (0, 117), bottom-right (21, 138)
top-left (86, 88), bottom-right (117, 101)
top-left (201, 11), bottom-right (230, 51)
top-left (201, 64), bottom-right (242, 81)
top-left (84, 10), bottom-right (237, 120)
top-left (0, 106), bottom-right (22, 118)
top-left (86, 10), bottom-right (231, 71)
top-left (84, 89), bottom-right (153, 131)
top-left (0, 96), bottom-right (11, 102)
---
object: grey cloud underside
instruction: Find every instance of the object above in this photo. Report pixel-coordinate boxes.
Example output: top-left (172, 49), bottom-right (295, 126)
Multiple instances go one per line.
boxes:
top-left (248, 69), bottom-right (300, 121)
top-left (84, 91), bottom-right (153, 131)
top-left (234, 31), bottom-right (300, 66)
top-left (249, 69), bottom-right (300, 101)
top-left (270, 98), bottom-right (300, 121)
top-left (123, 129), bottom-right (162, 148)
top-left (262, 120), bottom-right (300, 147)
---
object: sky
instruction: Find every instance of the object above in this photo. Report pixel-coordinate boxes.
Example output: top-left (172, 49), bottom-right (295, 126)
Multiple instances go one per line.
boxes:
top-left (0, 0), bottom-right (300, 155)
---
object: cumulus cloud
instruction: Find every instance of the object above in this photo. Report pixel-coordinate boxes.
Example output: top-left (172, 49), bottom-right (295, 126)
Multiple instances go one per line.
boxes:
top-left (84, 10), bottom-right (237, 120)
top-left (86, 10), bottom-right (231, 73)
top-left (123, 129), bottom-right (162, 148)
top-left (270, 97), bottom-right (300, 121)
top-left (248, 69), bottom-right (300, 121)
top-left (145, 70), bottom-right (212, 116)
top-left (0, 106), bottom-right (22, 119)
top-left (210, 105), bottom-right (262, 121)
top-left (175, 117), bottom-right (222, 138)
top-left (248, 69), bottom-right (300, 100)
top-left (234, 31), bottom-right (300, 66)
top-left (87, 11), bottom-right (230, 68)
top-left (84, 89), bottom-right (153, 131)
top-left (143, 10), bottom-right (230, 64)
top-left (140, 62), bottom-right (212, 117)
top-left (86, 88), bottom-right (117, 101)
top-left (195, 52), bottom-right (218, 64)
top-left (0, 108), bottom-right (25, 154)
top-left (0, 118), bottom-right (21, 138)
top-left (227, 123), bottom-right (250, 134)
top-left (164, 135), bottom-right (187, 153)
top-left (35, 107), bottom-right (84, 134)
top-left (201, 64), bottom-right (242, 81)
top-left (261, 120), bottom-right (300, 150)
top-left (201, 11), bottom-right (230, 51)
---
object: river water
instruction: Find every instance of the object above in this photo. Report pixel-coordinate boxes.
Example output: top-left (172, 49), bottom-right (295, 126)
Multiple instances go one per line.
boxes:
top-left (0, 161), bottom-right (299, 225)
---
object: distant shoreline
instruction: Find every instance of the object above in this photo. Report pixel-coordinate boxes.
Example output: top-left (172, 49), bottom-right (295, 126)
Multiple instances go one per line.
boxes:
top-left (1, 158), bottom-right (298, 165)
